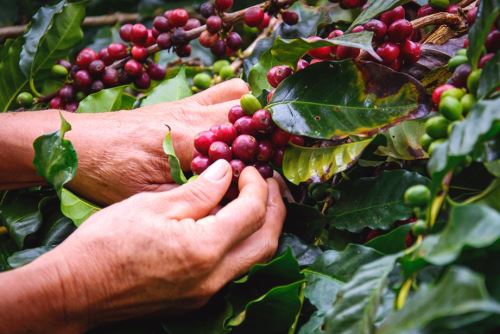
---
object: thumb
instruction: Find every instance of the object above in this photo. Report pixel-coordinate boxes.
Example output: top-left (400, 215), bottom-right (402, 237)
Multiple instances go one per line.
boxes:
top-left (159, 159), bottom-right (233, 220)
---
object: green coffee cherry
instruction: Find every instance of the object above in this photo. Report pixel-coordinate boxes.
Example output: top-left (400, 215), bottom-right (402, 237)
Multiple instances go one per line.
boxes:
top-left (460, 93), bottom-right (476, 114)
top-left (430, 0), bottom-right (450, 9)
top-left (428, 139), bottom-right (446, 155)
top-left (425, 116), bottom-right (450, 139)
top-left (411, 220), bottom-right (427, 236)
top-left (439, 96), bottom-right (463, 121)
top-left (404, 185), bottom-right (431, 208)
top-left (467, 69), bottom-right (482, 95)
top-left (51, 64), bottom-right (69, 77)
top-left (420, 133), bottom-right (433, 152)
top-left (441, 87), bottom-right (465, 100)
top-left (193, 72), bottom-right (212, 90)
top-left (456, 49), bottom-right (467, 57)
top-left (16, 92), bottom-right (34, 107)
top-left (220, 65), bottom-right (235, 80)
top-left (213, 60), bottom-right (231, 74)
top-left (448, 55), bottom-right (468, 70)
top-left (240, 93), bottom-right (262, 115)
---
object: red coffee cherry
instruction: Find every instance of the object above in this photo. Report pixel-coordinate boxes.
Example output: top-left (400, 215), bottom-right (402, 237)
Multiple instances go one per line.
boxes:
top-left (50, 96), bottom-right (65, 109)
top-left (170, 9), bottom-right (189, 27)
top-left (229, 160), bottom-right (246, 182)
top-left (108, 43), bottom-right (128, 60)
top-left (66, 102), bottom-right (79, 113)
top-left (267, 65), bottom-right (293, 88)
top-left (215, 0), bottom-right (233, 12)
top-left (135, 72), bottom-right (151, 89)
top-left (297, 59), bottom-right (310, 70)
top-left (176, 44), bottom-right (192, 57)
top-left (256, 140), bottom-right (275, 162)
top-left (199, 31), bottom-right (219, 48)
top-left (232, 134), bottom-right (258, 162)
top-left (352, 25), bottom-right (365, 33)
top-left (147, 64), bottom-right (166, 81)
top-left (479, 53), bottom-right (494, 68)
top-left (340, 0), bottom-right (363, 9)
top-left (308, 36), bottom-right (332, 59)
top-left (172, 28), bottom-right (188, 45)
top-left (76, 49), bottom-right (97, 69)
top-left (195, 130), bottom-right (218, 155)
top-left (210, 40), bottom-right (227, 57)
top-left (290, 135), bottom-right (305, 146)
top-left (59, 85), bottom-right (75, 102)
top-left (191, 156), bottom-right (211, 175)
top-left (244, 7), bottom-right (265, 27)
top-left (467, 6), bottom-right (477, 25)
top-left (432, 84), bottom-right (455, 106)
top-left (124, 59), bottom-right (143, 77)
top-left (153, 16), bottom-right (171, 32)
top-left (282, 11), bottom-right (299, 25)
top-left (157, 33), bottom-right (173, 49)
top-left (376, 42), bottom-right (400, 64)
top-left (234, 116), bottom-right (257, 136)
top-left (74, 70), bottom-right (92, 88)
top-left (88, 60), bottom-right (105, 78)
top-left (200, 2), bottom-right (215, 18)
top-left (226, 32), bottom-right (242, 50)
top-left (207, 15), bottom-right (223, 33)
top-left (251, 109), bottom-right (275, 134)
top-left (336, 45), bottom-right (360, 59)
top-left (387, 19), bottom-right (413, 43)
top-left (228, 105), bottom-right (246, 124)
top-left (91, 80), bottom-right (104, 93)
top-left (184, 18), bottom-right (201, 31)
top-left (273, 148), bottom-right (285, 167)
top-left (272, 128), bottom-right (291, 147)
top-left (120, 23), bottom-right (133, 42)
top-left (131, 24), bottom-right (148, 45)
top-left (363, 19), bottom-right (387, 41)
top-left (209, 141), bottom-right (232, 162)
top-left (102, 68), bottom-right (120, 87)
top-left (486, 30), bottom-right (500, 53)
top-left (214, 123), bottom-right (238, 144)
top-left (401, 40), bottom-right (421, 63)
top-left (379, 6), bottom-right (405, 25)
top-left (254, 163), bottom-right (273, 179)
top-left (98, 48), bottom-right (113, 65)
top-left (417, 5), bottom-right (435, 18)
top-left (258, 13), bottom-right (271, 30)
top-left (131, 46), bottom-right (148, 61)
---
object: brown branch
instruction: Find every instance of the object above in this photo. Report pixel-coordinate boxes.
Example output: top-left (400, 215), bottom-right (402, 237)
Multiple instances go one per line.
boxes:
top-left (411, 12), bottom-right (464, 30)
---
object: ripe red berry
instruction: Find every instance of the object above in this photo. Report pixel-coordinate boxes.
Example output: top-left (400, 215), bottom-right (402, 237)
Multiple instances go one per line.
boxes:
top-left (228, 105), bottom-right (246, 124)
top-left (363, 19), bottom-right (387, 41)
top-left (387, 19), bottom-right (413, 42)
top-left (258, 13), bottom-right (271, 30)
top-left (308, 37), bottom-right (332, 59)
top-left (74, 70), bottom-right (92, 87)
top-left (254, 163), bottom-right (273, 179)
top-left (131, 24), bottom-right (148, 45)
top-left (352, 25), bottom-right (365, 33)
top-left (50, 96), bottom-right (64, 109)
top-left (211, 40), bottom-right (227, 57)
top-left (153, 16), bottom-right (171, 32)
top-left (120, 23), bottom-right (133, 42)
top-left (230, 160), bottom-right (245, 182)
top-left (131, 46), bottom-right (148, 61)
top-left (214, 123), bottom-right (238, 144)
top-left (59, 85), bottom-right (75, 102)
top-left (76, 49), bottom-right (97, 69)
top-left (124, 59), bottom-right (143, 77)
top-left (176, 44), bottom-right (192, 57)
top-left (170, 8), bottom-right (189, 27)
top-left (376, 42), bottom-right (400, 64)
top-left (98, 48), bottom-right (113, 65)
top-left (102, 68), bottom-right (119, 87)
top-left (57, 59), bottom-right (72, 70)
top-left (447, 4), bottom-right (459, 14)
top-left (191, 156), bottom-right (210, 175)
top-left (486, 30), bottom-right (500, 53)
top-left (147, 64), bottom-right (166, 81)
top-left (336, 45), bottom-right (360, 59)
top-left (209, 141), bottom-right (232, 162)
top-left (244, 7), bottom-right (265, 27)
top-left (432, 84), bottom-right (455, 106)
top-left (273, 148), bottom-right (285, 167)
top-left (417, 5), bottom-right (435, 18)
top-left (66, 102), bottom-right (79, 113)
top-left (282, 11), bottom-right (299, 25)
top-left (272, 128), bottom-right (291, 147)
top-left (256, 140), bottom-right (275, 162)
top-left (172, 29), bottom-right (188, 45)
top-left (88, 60), bottom-right (105, 77)
top-left (135, 72), bottom-right (151, 89)
top-left (207, 15), bottom-right (223, 33)
top-left (297, 59), bottom-right (309, 70)
top-left (387, 57), bottom-right (401, 71)
top-left (157, 33), bottom-right (173, 49)
top-left (145, 30), bottom-right (156, 47)
top-left (184, 18), bottom-right (201, 31)
top-left (232, 135), bottom-right (258, 162)
top-left (479, 53), bottom-right (494, 68)
top-left (251, 109), bottom-right (275, 134)
top-left (200, 2), bottom-right (215, 18)
top-left (195, 130), bottom-right (217, 155)
top-left (199, 31), bottom-right (219, 48)
top-left (234, 116), bottom-right (257, 136)
top-left (91, 80), bottom-right (104, 92)
top-left (226, 32), bottom-right (242, 50)
top-left (290, 135), bottom-right (305, 146)
top-left (379, 6), bottom-right (405, 25)
top-left (401, 40), bottom-right (421, 63)
top-left (267, 65), bottom-right (293, 88)
top-left (215, 0), bottom-right (233, 12)
top-left (467, 6), bottom-right (477, 25)
top-left (108, 43), bottom-right (128, 60)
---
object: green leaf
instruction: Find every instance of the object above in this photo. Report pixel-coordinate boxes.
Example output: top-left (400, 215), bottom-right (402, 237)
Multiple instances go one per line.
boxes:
top-left (141, 67), bottom-right (192, 106)
top-left (0, 38), bottom-right (28, 112)
top-left (33, 113), bottom-right (77, 195)
top-left (283, 139), bottom-right (372, 185)
top-left (323, 254), bottom-right (400, 334)
top-left (283, 203), bottom-right (327, 243)
top-left (467, 0), bottom-right (500, 69)
top-left (163, 129), bottom-right (187, 185)
top-left (365, 224), bottom-right (412, 255)
top-left (477, 51), bottom-right (500, 99)
top-left (377, 267), bottom-right (500, 334)
top-left (60, 188), bottom-right (100, 227)
top-left (7, 245), bottom-right (54, 268)
top-left (466, 178), bottom-right (500, 211)
top-left (303, 270), bottom-right (343, 314)
top-left (327, 170), bottom-right (430, 233)
top-left (348, 0), bottom-right (411, 31)
top-left (419, 204), bottom-right (500, 265)
top-left (376, 119), bottom-right (428, 160)
top-left (77, 86), bottom-right (135, 113)
top-left (0, 236), bottom-right (18, 271)
top-left (277, 233), bottom-right (322, 267)
top-left (20, 1), bottom-right (86, 92)
top-left (269, 61), bottom-right (430, 140)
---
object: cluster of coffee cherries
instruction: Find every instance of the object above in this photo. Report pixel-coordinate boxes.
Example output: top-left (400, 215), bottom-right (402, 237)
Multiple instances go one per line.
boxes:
top-left (328, 0), bottom-right (367, 10)
top-left (191, 93), bottom-right (303, 201)
top-left (418, 0), bottom-right (466, 17)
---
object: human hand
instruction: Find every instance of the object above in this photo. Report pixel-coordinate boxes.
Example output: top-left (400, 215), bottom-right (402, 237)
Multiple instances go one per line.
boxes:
top-left (65, 79), bottom-right (249, 205)
top-left (24, 160), bottom-right (285, 332)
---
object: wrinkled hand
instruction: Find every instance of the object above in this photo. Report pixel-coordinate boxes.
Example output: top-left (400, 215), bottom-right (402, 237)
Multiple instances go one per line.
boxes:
top-left (66, 79), bottom-right (249, 205)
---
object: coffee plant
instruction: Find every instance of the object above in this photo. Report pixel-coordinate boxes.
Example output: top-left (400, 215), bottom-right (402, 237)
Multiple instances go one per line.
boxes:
top-left (1, 0), bottom-right (499, 332)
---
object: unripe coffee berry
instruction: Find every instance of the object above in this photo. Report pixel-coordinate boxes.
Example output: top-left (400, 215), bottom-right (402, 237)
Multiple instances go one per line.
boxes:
top-left (17, 92), bottom-right (34, 107)
top-left (240, 93), bottom-right (262, 115)
top-left (193, 72), bottom-right (212, 90)
top-left (51, 64), bottom-right (69, 77)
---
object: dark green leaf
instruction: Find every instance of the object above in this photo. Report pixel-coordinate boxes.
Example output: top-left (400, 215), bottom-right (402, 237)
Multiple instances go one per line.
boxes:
top-left (142, 67), bottom-right (192, 106)
top-left (467, 0), bottom-right (500, 69)
top-left (376, 119), bottom-right (428, 160)
top-left (277, 233), bottom-right (322, 267)
top-left (466, 179), bottom-right (500, 211)
top-left (283, 140), bottom-right (372, 185)
top-left (7, 245), bottom-right (54, 268)
top-left (419, 204), bottom-right (500, 265)
top-left (60, 188), bottom-right (100, 227)
top-left (77, 86), bottom-right (135, 113)
top-left (303, 270), bottom-right (343, 314)
top-left (365, 224), bottom-right (412, 255)
top-left (269, 61), bottom-right (430, 140)
top-left (283, 202), bottom-right (327, 243)
top-left (327, 170), bottom-right (430, 232)
top-left (477, 51), bottom-right (500, 99)
top-left (377, 267), bottom-right (500, 334)
top-left (348, 0), bottom-right (411, 31)
top-left (0, 38), bottom-right (28, 112)
top-left (33, 114), bottom-right (77, 195)
top-left (163, 130), bottom-right (187, 185)
top-left (0, 236), bottom-right (18, 271)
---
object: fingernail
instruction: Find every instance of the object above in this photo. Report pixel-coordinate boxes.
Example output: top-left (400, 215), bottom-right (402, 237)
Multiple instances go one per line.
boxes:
top-left (202, 160), bottom-right (229, 181)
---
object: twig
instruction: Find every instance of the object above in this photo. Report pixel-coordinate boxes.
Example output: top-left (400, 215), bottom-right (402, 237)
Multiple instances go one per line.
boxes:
top-left (411, 12), bottom-right (464, 30)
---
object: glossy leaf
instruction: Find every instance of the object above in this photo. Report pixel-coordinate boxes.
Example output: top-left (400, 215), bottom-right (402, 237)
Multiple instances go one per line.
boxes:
top-left (466, 179), bottom-right (500, 211)
top-left (477, 51), bottom-right (500, 99)
top-left (348, 0), bottom-right (411, 30)
top-left (376, 119), bottom-right (428, 160)
top-left (77, 86), bottom-right (135, 113)
top-left (365, 224), bottom-right (412, 255)
top-left (283, 203), bottom-right (328, 243)
top-left (328, 170), bottom-right (430, 232)
top-left (467, 0), bottom-right (500, 69)
top-left (303, 270), bottom-right (343, 314)
top-left (7, 245), bottom-right (54, 269)
top-left (60, 188), bottom-right (100, 227)
top-left (277, 233), bottom-right (322, 267)
top-left (33, 114), bottom-right (77, 195)
top-left (0, 38), bottom-right (28, 112)
top-left (269, 61), bottom-right (430, 140)
top-left (377, 267), bottom-right (500, 334)
top-left (163, 130), bottom-right (187, 185)
top-left (141, 67), bottom-right (191, 106)
top-left (283, 140), bottom-right (372, 185)
top-left (419, 204), bottom-right (500, 265)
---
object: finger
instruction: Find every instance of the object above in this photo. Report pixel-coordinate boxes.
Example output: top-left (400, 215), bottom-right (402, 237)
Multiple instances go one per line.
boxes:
top-left (202, 100), bottom-right (243, 118)
top-left (157, 160), bottom-right (233, 220)
top-left (199, 167), bottom-right (269, 254)
top-left (187, 79), bottom-right (249, 105)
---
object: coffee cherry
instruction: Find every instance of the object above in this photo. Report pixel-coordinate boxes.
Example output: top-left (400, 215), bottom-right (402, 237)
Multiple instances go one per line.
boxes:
top-left (66, 102), bottom-right (79, 113)
top-left (327, 30), bottom-right (344, 54)
top-left (460, 94), bottom-right (475, 114)
top-left (272, 128), bottom-right (291, 147)
top-left (232, 135), bottom-right (258, 162)
top-left (467, 69), bottom-right (481, 94)
top-left (91, 80), bottom-right (104, 93)
top-left (102, 68), bottom-right (119, 87)
top-left (297, 59), bottom-right (310, 70)
top-left (290, 135), bottom-right (305, 146)
top-left (230, 160), bottom-right (245, 182)
top-left (98, 48), bottom-right (113, 65)
top-left (254, 163), bottom-right (273, 179)
top-left (214, 123), bottom-right (238, 144)
top-left (234, 116), bottom-right (257, 136)
top-left (74, 70), bottom-right (92, 87)
top-left (420, 133), bottom-right (433, 151)
top-left (404, 185), bottom-right (431, 208)
top-left (157, 33), bottom-right (173, 50)
top-left (228, 105), bottom-right (246, 124)
top-left (119, 23), bottom-right (133, 42)
top-left (88, 60), bottom-right (105, 77)
top-left (282, 11), bottom-right (299, 25)
top-left (209, 141), bottom-right (232, 161)
top-left (172, 28), bottom-right (188, 45)
top-left (57, 59), bottom-right (72, 70)
top-left (432, 84), bottom-right (455, 106)
top-left (479, 53), bottom-right (494, 68)
top-left (59, 85), bottom-right (75, 102)
top-left (210, 40), bottom-right (227, 57)
top-left (308, 37), bottom-right (331, 59)
top-left (170, 8), bottom-right (189, 27)
top-left (425, 116), bottom-right (450, 139)
top-left (200, 2), bottom-right (215, 18)
top-left (447, 4), bottom-right (459, 14)
top-left (240, 93), bottom-right (262, 115)
top-left (417, 5), bottom-right (435, 18)
top-left (376, 42), bottom-right (400, 64)
top-left (108, 43), bottom-right (128, 60)
top-left (193, 72), bottom-right (212, 90)
top-left (340, 0), bottom-right (363, 9)
top-left (184, 18), bottom-right (201, 31)
top-left (51, 64), bottom-right (69, 77)
top-left (50, 96), bottom-right (65, 109)
top-left (215, 0), bottom-right (233, 12)
top-left (16, 92), bottom-right (34, 107)
top-left (267, 65), bottom-right (293, 88)
top-left (220, 65), bottom-right (235, 80)
top-left (130, 46), bottom-right (148, 62)
top-left (379, 6), bottom-right (405, 25)
top-left (226, 32), bottom-right (242, 50)
top-left (363, 19), bottom-right (387, 41)
top-left (256, 140), bottom-right (275, 162)
top-left (191, 156), bottom-right (211, 175)
top-left (131, 24), bottom-right (148, 46)
top-left (439, 96), bottom-right (463, 121)
top-left (441, 87), bottom-right (465, 100)
top-left (124, 59), bottom-right (143, 77)
top-left (273, 148), bottom-right (285, 167)
top-left (252, 109), bottom-right (275, 134)
top-left (207, 15), bottom-right (223, 33)
top-left (258, 13), bottom-right (271, 30)
top-left (76, 49), bottom-right (97, 69)
top-left (148, 64), bottom-right (166, 81)
top-left (244, 7), bottom-right (264, 27)
top-left (387, 19), bottom-right (413, 42)
top-left (199, 31), bottom-right (219, 48)
top-left (153, 16), bottom-right (171, 32)
top-left (134, 72), bottom-right (150, 89)
top-left (195, 130), bottom-right (217, 155)
top-left (336, 45), bottom-right (360, 59)
top-left (486, 30), bottom-right (500, 53)
top-left (467, 6), bottom-right (477, 25)
top-left (401, 40), bottom-right (421, 63)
